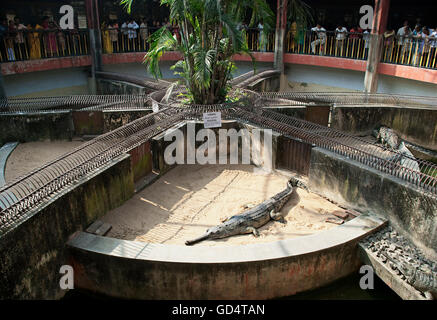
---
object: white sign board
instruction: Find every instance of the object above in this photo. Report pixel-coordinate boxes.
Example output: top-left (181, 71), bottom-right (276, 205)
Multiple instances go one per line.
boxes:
top-left (203, 112), bottom-right (222, 128)
top-left (78, 15), bottom-right (87, 29)
top-left (152, 101), bottom-right (159, 113)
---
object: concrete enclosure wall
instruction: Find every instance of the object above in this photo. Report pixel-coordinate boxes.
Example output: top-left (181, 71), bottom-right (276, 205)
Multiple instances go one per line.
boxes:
top-left (66, 213), bottom-right (385, 299)
top-left (308, 148), bottom-right (437, 259)
top-left (0, 154), bottom-right (134, 299)
top-left (330, 106), bottom-right (437, 151)
top-left (0, 111), bottom-right (74, 145)
top-left (285, 64), bottom-right (437, 97)
top-left (96, 78), bottom-right (146, 95)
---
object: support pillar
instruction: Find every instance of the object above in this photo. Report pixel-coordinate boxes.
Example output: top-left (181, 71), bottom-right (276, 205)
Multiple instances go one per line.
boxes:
top-left (0, 72), bottom-right (6, 100)
top-left (364, 0), bottom-right (390, 93)
top-left (274, 0), bottom-right (288, 73)
top-left (85, 0), bottom-right (102, 94)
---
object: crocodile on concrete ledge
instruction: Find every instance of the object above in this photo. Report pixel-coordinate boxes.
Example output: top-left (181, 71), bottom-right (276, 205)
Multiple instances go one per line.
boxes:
top-left (185, 177), bottom-right (308, 246)
top-left (385, 253), bottom-right (437, 300)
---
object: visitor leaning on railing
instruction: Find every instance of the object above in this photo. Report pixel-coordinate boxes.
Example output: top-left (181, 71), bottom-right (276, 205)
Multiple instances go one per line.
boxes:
top-left (286, 29), bottom-right (370, 60)
top-left (382, 32), bottom-right (437, 69)
top-left (284, 27), bottom-right (437, 70)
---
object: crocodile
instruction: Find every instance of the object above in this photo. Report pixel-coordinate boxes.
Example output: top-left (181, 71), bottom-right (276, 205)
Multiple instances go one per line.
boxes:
top-left (372, 125), bottom-right (400, 149)
top-left (185, 177), bottom-right (308, 245)
top-left (383, 252), bottom-right (437, 299)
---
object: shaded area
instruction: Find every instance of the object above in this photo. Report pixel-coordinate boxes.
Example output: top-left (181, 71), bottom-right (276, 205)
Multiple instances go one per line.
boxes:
top-left (282, 272), bottom-right (401, 300)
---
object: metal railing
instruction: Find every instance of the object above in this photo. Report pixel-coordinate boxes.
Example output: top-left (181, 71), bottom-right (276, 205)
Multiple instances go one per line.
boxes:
top-left (286, 30), bottom-right (370, 60)
top-left (0, 106), bottom-right (186, 232)
top-left (101, 26), bottom-right (157, 53)
top-left (260, 91), bottom-right (437, 109)
top-left (2, 26), bottom-right (437, 73)
top-left (381, 35), bottom-right (437, 69)
top-left (0, 29), bottom-right (89, 62)
top-left (1, 89), bottom-right (437, 231)
top-left (100, 27), bottom-right (275, 54)
top-left (285, 29), bottom-right (437, 70)
top-left (244, 28), bottom-right (275, 52)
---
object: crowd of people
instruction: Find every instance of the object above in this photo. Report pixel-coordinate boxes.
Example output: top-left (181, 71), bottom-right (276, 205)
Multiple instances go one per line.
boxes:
top-left (0, 16), bottom-right (86, 61)
top-left (384, 21), bottom-right (437, 67)
top-left (101, 18), bottom-right (179, 53)
top-left (1, 14), bottom-right (437, 69)
top-left (303, 23), bottom-right (371, 58)
top-left (305, 20), bottom-right (437, 68)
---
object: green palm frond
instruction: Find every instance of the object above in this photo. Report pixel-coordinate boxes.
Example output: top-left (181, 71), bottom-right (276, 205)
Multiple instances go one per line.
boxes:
top-left (120, 0), bottom-right (304, 104)
top-left (144, 27), bottom-right (178, 78)
top-left (287, 0), bottom-right (314, 30)
top-left (119, 0), bottom-right (133, 14)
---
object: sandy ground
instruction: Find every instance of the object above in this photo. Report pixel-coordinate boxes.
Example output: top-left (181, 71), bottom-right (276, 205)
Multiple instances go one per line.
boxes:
top-left (5, 140), bottom-right (84, 183)
top-left (102, 164), bottom-right (346, 246)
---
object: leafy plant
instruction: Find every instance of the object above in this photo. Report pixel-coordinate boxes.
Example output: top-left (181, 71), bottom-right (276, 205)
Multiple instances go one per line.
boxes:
top-left (120, 0), bottom-right (274, 104)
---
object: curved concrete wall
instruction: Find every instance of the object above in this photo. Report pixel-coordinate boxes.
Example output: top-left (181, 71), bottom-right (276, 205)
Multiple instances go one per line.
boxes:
top-left (3, 67), bottom-right (90, 97)
top-left (0, 154), bottom-right (134, 299)
top-left (4, 57), bottom-right (437, 98)
top-left (67, 214), bottom-right (385, 299)
top-left (285, 64), bottom-right (437, 97)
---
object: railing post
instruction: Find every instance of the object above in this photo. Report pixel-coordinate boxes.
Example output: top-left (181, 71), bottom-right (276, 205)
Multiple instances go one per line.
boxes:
top-left (85, 0), bottom-right (102, 94)
top-left (274, 0), bottom-right (288, 73)
top-left (0, 71), bottom-right (6, 99)
top-left (364, 0), bottom-right (390, 93)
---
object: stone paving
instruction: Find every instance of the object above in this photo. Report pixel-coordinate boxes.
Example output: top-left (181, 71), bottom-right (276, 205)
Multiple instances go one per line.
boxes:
top-left (360, 225), bottom-right (437, 299)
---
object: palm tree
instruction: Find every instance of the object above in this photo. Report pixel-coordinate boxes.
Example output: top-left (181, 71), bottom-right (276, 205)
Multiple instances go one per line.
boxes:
top-left (120, 0), bottom-right (274, 104)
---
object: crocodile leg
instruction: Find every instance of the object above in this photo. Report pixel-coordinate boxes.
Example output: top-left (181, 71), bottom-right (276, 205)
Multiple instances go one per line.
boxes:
top-left (243, 203), bottom-right (256, 209)
top-left (246, 227), bottom-right (260, 237)
top-left (270, 210), bottom-right (287, 224)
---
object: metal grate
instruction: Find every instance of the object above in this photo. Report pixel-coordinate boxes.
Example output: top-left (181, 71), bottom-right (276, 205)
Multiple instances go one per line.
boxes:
top-left (1, 89), bottom-right (436, 231)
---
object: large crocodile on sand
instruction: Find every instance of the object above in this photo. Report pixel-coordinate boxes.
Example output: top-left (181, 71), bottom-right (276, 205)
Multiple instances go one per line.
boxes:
top-left (185, 177), bottom-right (308, 245)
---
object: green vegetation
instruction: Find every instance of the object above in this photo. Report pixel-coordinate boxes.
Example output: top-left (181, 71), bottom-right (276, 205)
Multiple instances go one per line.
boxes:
top-left (121, 0), bottom-right (275, 104)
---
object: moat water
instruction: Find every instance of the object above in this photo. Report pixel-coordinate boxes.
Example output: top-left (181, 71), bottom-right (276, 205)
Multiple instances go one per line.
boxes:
top-left (63, 272), bottom-right (401, 300)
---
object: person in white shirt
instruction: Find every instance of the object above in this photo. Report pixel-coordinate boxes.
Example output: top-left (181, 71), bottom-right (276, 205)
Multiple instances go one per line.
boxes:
top-left (128, 20), bottom-right (139, 39)
top-left (397, 24), bottom-right (412, 63)
top-left (335, 25), bottom-right (348, 56)
top-left (121, 21), bottom-right (129, 51)
top-left (310, 24), bottom-right (326, 54)
top-left (363, 29), bottom-right (370, 59)
top-left (258, 22), bottom-right (266, 52)
top-left (127, 20), bottom-right (139, 51)
top-left (397, 21), bottom-right (411, 38)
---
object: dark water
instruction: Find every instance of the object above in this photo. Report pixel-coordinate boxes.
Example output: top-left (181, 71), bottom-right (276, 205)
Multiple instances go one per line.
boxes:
top-left (63, 272), bottom-right (400, 300)
top-left (282, 272), bottom-right (400, 300)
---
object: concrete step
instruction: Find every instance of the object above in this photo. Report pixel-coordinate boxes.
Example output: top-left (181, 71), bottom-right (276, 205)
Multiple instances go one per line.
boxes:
top-left (0, 142), bottom-right (18, 187)
top-left (86, 220), bottom-right (112, 236)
